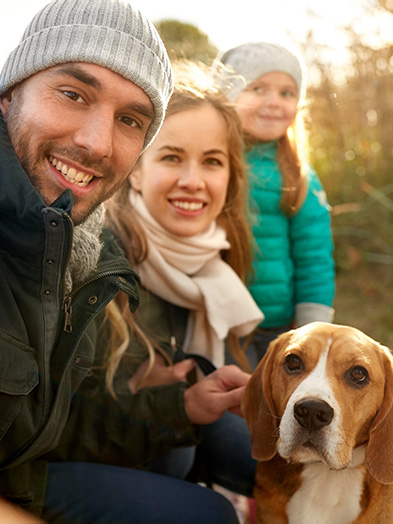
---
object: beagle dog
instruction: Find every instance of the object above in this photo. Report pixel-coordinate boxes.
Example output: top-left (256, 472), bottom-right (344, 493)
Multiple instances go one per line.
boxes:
top-left (242, 322), bottom-right (393, 524)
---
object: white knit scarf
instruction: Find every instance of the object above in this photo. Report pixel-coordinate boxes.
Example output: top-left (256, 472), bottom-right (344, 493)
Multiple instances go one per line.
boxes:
top-left (130, 190), bottom-right (263, 368)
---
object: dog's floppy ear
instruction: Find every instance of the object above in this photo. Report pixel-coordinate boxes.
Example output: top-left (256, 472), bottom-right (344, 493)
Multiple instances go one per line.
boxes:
top-left (242, 338), bottom-right (282, 461)
top-left (365, 346), bottom-right (393, 484)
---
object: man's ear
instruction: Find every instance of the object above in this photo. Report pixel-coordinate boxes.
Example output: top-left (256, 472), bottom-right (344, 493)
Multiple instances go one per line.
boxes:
top-left (0, 87), bottom-right (15, 118)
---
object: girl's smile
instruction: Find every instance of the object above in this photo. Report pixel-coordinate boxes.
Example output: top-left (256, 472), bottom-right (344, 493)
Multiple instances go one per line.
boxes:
top-left (235, 71), bottom-right (298, 142)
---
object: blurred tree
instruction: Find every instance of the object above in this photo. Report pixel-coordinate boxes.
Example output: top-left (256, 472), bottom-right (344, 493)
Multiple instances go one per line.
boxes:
top-left (154, 20), bottom-right (218, 64)
top-left (301, 9), bottom-right (393, 346)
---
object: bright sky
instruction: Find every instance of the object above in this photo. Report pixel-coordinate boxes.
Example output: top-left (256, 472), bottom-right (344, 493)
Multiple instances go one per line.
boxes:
top-left (0, 0), bottom-right (391, 75)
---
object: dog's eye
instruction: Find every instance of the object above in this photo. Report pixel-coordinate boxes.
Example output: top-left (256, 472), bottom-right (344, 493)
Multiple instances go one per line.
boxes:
top-left (347, 366), bottom-right (369, 387)
top-left (284, 354), bottom-right (303, 373)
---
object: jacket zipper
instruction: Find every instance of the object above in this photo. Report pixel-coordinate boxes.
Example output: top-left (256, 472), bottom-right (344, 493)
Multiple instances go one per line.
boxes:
top-left (61, 269), bottom-right (134, 333)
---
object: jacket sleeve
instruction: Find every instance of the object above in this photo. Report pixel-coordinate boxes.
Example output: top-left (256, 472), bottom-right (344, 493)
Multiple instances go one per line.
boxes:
top-left (289, 166), bottom-right (336, 326)
top-left (45, 367), bottom-right (199, 469)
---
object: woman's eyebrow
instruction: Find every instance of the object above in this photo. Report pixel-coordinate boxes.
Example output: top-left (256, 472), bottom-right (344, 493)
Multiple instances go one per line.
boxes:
top-left (158, 145), bottom-right (183, 152)
top-left (203, 148), bottom-right (228, 156)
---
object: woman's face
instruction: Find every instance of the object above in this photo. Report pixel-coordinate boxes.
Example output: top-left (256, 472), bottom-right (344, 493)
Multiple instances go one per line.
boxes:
top-left (234, 71), bottom-right (298, 142)
top-left (131, 104), bottom-right (230, 237)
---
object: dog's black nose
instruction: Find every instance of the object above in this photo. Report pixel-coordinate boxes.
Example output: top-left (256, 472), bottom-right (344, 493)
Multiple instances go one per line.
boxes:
top-left (294, 399), bottom-right (334, 431)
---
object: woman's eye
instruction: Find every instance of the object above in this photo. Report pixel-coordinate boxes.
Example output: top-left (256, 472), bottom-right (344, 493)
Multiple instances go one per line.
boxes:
top-left (162, 155), bottom-right (180, 162)
top-left (205, 158), bottom-right (222, 166)
top-left (284, 354), bottom-right (303, 373)
top-left (63, 91), bottom-right (84, 103)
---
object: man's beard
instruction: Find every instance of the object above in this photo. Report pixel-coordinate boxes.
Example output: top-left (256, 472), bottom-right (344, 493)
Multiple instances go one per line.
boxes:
top-left (4, 86), bottom-right (127, 225)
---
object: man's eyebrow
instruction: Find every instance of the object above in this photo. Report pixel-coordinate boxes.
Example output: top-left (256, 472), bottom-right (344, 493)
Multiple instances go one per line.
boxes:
top-left (47, 64), bottom-right (155, 120)
top-left (124, 101), bottom-right (155, 121)
top-left (48, 64), bottom-right (102, 89)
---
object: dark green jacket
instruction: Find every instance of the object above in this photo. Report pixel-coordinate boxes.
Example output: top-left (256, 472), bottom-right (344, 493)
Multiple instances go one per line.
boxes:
top-left (0, 115), bottom-right (198, 515)
top-left (0, 115), bottom-right (198, 516)
top-left (46, 287), bottom-right (198, 472)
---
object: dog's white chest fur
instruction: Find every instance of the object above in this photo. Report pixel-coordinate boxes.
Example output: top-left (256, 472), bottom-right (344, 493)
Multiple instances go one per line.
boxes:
top-left (287, 461), bottom-right (364, 524)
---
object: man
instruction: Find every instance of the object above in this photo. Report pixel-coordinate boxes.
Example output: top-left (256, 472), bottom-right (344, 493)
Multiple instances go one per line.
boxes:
top-left (0, 0), bottom-right (251, 522)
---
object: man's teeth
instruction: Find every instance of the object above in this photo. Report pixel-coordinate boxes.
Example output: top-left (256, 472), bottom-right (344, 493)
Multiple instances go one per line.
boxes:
top-left (172, 200), bottom-right (204, 211)
top-left (49, 156), bottom-right (93, 187)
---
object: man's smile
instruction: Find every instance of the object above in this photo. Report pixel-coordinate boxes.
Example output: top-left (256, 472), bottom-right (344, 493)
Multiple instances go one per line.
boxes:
top-left (49, 155), bottom-right (94, 187)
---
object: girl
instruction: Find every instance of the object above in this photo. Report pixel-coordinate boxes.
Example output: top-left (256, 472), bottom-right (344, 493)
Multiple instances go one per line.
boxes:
top-left (213, 41), bottom-right (335, 367)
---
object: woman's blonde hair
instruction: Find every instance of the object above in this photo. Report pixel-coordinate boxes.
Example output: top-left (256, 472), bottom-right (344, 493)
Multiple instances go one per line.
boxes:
top-left (103, 61), bottom-right (253, 396)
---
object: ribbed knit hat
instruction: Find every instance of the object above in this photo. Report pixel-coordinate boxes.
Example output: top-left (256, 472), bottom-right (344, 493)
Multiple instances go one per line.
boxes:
top-left (0, 0), bottom-right (173, 148)
top-left (213, 41), bottom-right (305, 103)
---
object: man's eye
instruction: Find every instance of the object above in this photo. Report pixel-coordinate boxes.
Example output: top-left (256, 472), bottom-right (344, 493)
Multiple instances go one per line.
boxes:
top-left (119, 116), bottom-right (140, 128)
top-left (63, 91), bottom-right (84, 103)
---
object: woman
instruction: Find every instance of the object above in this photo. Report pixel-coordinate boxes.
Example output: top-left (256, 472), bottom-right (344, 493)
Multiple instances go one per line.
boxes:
top-left (44, 63), bottom-right (261, 524)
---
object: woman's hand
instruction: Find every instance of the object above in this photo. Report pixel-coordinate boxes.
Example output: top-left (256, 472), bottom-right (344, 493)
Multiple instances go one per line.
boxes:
top-left (184, 365), bottom-right (251, 424)
top-left (128, 354), bottom-right (196, 393)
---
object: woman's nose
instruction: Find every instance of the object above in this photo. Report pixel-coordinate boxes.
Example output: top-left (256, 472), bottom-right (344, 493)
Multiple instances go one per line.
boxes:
top-left (177, 164), bottom-right (205, 190)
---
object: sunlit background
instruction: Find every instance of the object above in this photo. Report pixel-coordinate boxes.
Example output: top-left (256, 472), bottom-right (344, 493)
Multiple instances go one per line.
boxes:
top-left (1, 0), bottom-right (392, 76)
top-left (1, 0), bottom-right (393, 345)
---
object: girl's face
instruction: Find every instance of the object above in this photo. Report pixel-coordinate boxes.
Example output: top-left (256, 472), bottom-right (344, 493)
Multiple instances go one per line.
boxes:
top-left (234, 71), bottom-right (298, 142)
top-left (131, 104), bottom-right (230, 237)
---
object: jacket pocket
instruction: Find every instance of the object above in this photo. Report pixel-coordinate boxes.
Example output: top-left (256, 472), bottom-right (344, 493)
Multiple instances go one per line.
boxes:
top-left (0, 332), bottom-right (39, 441)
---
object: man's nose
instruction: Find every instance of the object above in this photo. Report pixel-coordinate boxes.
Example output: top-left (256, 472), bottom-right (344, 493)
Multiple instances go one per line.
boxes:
top-left (73, 110), bottom-right (114, 158)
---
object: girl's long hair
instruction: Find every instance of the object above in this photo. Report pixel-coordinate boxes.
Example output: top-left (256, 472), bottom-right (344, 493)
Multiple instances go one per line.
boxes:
top-left (244, 105), bottom-right (309, 216)
top-left (277, 109), bottom-right (308, 215)
top-left (103, 61), bottom-right (254, 396)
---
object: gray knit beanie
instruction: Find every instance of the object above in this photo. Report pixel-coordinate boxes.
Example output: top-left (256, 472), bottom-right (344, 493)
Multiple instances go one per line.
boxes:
top-left (213, 41), bottom-right (305, 103)
top-left (0, 0), bottom-right (173, 148)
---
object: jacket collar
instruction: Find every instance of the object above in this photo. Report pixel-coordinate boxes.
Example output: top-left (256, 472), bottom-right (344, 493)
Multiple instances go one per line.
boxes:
top-left (247, 140), bottom-right (278, 161)
top-left (0, 113), bottom-right (74, 218)
top-left (0, 113), bottom-right (73, 258)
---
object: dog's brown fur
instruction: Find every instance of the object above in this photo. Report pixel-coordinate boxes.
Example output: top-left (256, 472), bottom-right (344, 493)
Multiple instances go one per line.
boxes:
top-left (242, 322), bottom-right (393, 523)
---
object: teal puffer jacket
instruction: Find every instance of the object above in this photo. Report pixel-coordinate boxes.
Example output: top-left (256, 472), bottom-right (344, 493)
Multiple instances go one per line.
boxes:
top-left (246, 141), bottom-right (335, 328)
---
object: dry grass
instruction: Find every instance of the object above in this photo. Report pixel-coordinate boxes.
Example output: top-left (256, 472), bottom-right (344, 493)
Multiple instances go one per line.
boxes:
top-left (334, 262), bottom-right (393, 348)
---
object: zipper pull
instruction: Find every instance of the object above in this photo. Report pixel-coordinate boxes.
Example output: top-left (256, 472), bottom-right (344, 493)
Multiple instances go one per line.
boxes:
top-left (62, 296), bottom-right (73, 333)
top-left (169, 335), bottom-right (177, 352)
top-left (170, 335), bottom-right (177, 351)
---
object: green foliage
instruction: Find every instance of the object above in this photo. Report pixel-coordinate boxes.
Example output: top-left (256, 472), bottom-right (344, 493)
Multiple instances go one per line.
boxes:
top-left (155, 20), bottom-right (218, 64)
top-left (304, 27), bottom-right (393, 346)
